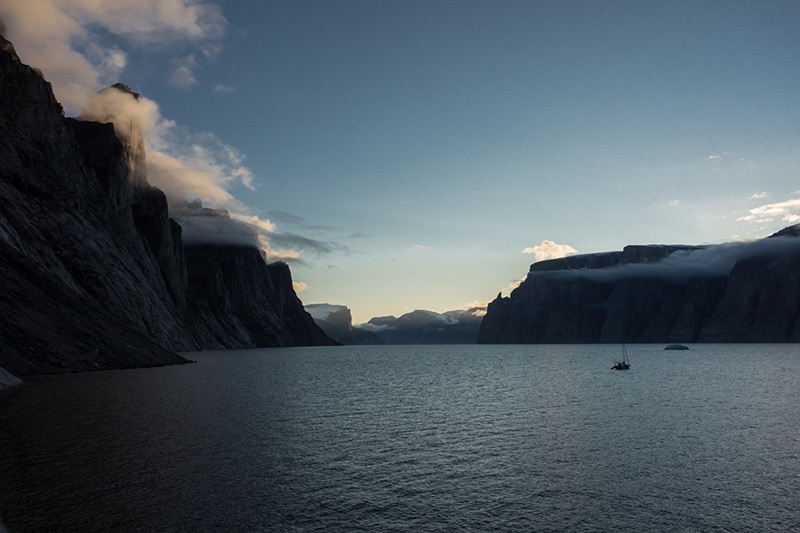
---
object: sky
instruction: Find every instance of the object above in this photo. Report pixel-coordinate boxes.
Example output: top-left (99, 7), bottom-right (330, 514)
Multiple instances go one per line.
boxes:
top-left (2, 0), bottom-right (800, 323)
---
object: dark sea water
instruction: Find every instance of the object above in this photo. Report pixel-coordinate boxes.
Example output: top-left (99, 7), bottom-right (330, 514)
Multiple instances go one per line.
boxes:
top-left (1, 344), bottom-right (799, 532)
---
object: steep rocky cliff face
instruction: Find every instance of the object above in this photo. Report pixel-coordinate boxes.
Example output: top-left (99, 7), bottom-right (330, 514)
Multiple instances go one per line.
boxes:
top-left (478, 234), bottom-right (800, 344)
top-left (0, 35), bottom-right (332, 376)
top-left (185, 245), bottom-right (335, 348)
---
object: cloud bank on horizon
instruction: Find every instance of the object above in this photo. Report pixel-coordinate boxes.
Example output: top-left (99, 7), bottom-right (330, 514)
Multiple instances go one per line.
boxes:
top-left (0, 0), bottom-right (340, 265)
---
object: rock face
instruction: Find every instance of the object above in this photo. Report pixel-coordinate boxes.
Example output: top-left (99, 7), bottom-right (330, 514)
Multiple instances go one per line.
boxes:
top-left (305, 304), bottom-right (384, 345)
top-left (365, 308), bottom-right (486, 344)
top-left (478, 234), bottom-right (800, 344)
top-left (0, 35), bottom-right (333, 376)
top-left (185, 246), bottom-right (334, 348)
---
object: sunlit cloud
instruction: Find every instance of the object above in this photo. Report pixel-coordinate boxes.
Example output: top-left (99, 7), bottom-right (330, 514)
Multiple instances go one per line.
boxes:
top-left (737, 198), bottom-right (800, 224)
top-left (293, 281), bottom-right (308, 292)
top-left (749, 192), bottom-right (768, 199)
top-left (522, 240), bottom-right (578, 262)
top-left (2, 0), bottom-right (226, 112)
top-left (460, 301), bottom-right (489, 314)
top-left (230, 214), bottom-right (276, 233)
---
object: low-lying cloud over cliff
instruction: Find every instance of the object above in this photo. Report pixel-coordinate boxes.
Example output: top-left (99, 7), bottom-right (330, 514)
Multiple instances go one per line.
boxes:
top-left (540, 236), bottom-right (800, 284)
top-left (481, 227), bottom-right (800, 344)
top-left (0, 3), bottom-right (344, 266)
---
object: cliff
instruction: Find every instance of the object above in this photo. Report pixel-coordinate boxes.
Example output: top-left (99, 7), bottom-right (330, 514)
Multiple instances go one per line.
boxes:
top-left (0, 35), bottom-right (333, 377)
top-left (478, 233), bottom-right (800, 344)
top-left (306, 304), bottom-right (385, 345)
top-left (185, 246), bottom-right (334, 348)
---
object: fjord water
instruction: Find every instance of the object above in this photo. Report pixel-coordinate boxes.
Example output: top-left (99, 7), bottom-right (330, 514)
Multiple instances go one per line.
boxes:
top-left (1, 345), bottom-right (798, 532)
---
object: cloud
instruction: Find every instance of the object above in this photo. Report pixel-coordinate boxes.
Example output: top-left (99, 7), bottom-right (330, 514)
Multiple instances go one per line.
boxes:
top-left (262, 211), bottom-right (336, 231)
top-left (709, 155), bottom-right (721, 160)
top-left (737, 198), bottom-right (800, 224)
top-left (523, 240), bottom-right (578, 262)
top-left (3, 1), bottom-right (348, 267)
top-left (266, 232), bottom-right (349, 260)
top-left (1, 0), bottom-right (226, 112)
top-left (213, 84), bottom-right (234, 93)
top-left (547, 237), bottom-right (800, 284)
top-left (459, 301), bottom-right (489, 314)
top-left (748, 192), bottom-right (769, 200)
top-left (175, 211), bottom-right (260, 248)
top-left (168, 55), bottom-right (198, 89)
top-left (230, 214), bottom-right (276, 233)
top-left (668, 199), bottom-right (681, 207)
top-left (293, 281), bottom-right (308, 292)
top-left (409, 244), bottom-right (429, 251)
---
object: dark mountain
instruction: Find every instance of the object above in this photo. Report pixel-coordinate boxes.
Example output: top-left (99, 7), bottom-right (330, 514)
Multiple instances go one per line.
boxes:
top-left (305, 304), bottom-right (384, 345)
top-left (478, 232), bottom-right (800, 344)
top-left (0, 35), bottom-right (333, 377)
top-left (364, 308), bottom-right (485, 344)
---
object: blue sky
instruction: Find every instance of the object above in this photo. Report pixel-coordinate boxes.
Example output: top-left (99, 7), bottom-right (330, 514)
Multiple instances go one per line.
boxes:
top-left (3, 0), bottom-right (800, 322)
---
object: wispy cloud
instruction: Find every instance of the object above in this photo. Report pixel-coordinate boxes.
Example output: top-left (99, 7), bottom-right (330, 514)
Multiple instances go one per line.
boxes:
top-left (748, 192), bottom-right (768, 200)
top-left (409, 244), bottom-right (429, 251)
top-left (522, 240), bottom-right (578, 262)
top-left (213, 84), bottom-right (234, 93)
top-left (168, 55), bottom-right (198, 90)
top-left (265, 231), bottom-right (349, 261)
top-left (668, 199), bottom-right (681, 207)
top-left (262, 211), bottom-right (337, 231)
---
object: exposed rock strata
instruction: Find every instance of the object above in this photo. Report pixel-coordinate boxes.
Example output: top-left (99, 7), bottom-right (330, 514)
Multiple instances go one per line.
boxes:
top-left (478, 235), bottom-right (800, 344)
top-left (0, 35), bottom-right (333, 376)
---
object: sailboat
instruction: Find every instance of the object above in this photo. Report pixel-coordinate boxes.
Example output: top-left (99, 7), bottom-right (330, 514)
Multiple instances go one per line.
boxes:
top-left (612, 344), bottom-right (631, 370)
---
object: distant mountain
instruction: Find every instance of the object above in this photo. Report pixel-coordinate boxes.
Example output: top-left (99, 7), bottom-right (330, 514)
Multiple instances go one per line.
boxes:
top-left (306, 304), bottom-right (384, 345)
top-left (306, 305), bottom-right (487, 345)
top-left (362, 308), bottom-right (486, 344)
top-left (0, 35), bottom-right (333, 377)
top-left (478, 231), bottom-right (800, 344)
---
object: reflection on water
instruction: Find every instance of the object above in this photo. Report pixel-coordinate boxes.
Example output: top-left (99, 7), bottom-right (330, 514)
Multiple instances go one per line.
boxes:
top-left (1, 344), bottom-right (799, 532)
